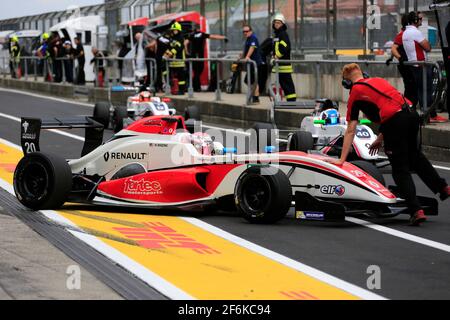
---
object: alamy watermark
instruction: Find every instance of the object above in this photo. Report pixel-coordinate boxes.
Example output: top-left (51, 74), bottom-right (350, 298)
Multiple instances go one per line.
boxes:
top-left (366, 265), bottom-right (381, 290)
top-left (367, 5), bottom-right (382, 30)
top-left (66, 265), bottom-right (81, 290)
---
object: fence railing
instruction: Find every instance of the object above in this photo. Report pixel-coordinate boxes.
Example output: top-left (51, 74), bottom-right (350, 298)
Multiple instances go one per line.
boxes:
top-left (93, 57), bottom-right (158, 91)
top-left (272, 59), bottom-right (443, 113)
top-left (1, 55), bottom-right (444, 117)
top-left (164, 57), bottom-right (259, 105)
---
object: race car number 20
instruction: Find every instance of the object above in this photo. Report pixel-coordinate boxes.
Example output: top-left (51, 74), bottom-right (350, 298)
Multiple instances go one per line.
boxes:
top-left (24, 142), bottom-right (37, 154)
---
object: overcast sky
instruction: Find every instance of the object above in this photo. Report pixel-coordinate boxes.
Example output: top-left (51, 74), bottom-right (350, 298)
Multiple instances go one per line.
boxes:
top-left (0, 0), bottom-right (103, 20)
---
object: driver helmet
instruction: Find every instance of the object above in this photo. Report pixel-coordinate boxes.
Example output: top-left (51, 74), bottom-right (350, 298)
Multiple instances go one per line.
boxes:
top-left (320, 109), bottom-right (340, 125)
top-left (138, 91), bottom-right (151, 102)
top-left (190, 133), bottom-right (214, 156)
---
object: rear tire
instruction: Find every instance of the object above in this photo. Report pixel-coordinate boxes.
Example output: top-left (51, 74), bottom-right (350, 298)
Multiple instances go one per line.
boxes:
top-left (350, 160), bottom-right (386, 186)
top-left (94, 102), bottom-right (110, 129)
top-left (287, 131), bottom-right (314, 152)
top-left (251, 122), bottom-right (276, 153)
top-left (13, 152), bottom-right (72, 210)
top-left (184, 106), bottom-right (201, 121)
top-left (235, 166), bottom-right (292, 224)
top-left (112, 106), bottom-right (128, 133)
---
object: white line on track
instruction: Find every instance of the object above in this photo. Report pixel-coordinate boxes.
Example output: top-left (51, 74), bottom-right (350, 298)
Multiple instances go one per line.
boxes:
top-left (183, 217), bottom-right (385, 300)
top-left (0, 112), bottom-right (84, 142)
top-left (0, 137), bottom-right (385, 300)
top-left (0, 87), bottom-right (94, 108)
top-left (346, 217), bottom-right (450, 253)
top-left (68, 230), bottom-right (195, 300)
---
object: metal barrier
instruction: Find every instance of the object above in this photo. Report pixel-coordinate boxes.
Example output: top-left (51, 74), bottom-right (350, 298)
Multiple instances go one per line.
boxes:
top-left (271, 59), bottom-right (443, 120)
top-left (2, 56), bottom-right (60, 83)
top-left (94, 57), bottom-right (157, 90)
top-left (165, 57), bottom-right (259, 105)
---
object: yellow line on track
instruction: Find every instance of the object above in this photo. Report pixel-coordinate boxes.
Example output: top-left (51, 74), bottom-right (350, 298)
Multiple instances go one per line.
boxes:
top-left (0, 141), bottom-right (359, 300)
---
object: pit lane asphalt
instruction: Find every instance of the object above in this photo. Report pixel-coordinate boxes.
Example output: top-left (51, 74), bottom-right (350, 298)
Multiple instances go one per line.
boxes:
top-left (1, 89), bottom-right (450, 300)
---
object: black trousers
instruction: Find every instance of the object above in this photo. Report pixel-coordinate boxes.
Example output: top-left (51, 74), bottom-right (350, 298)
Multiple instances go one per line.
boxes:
top-left (411, 66), bottom-right (436, 117)
top-left (279, 73), bottom-right (296, 101)
top-left (53, 59), bottom-right (63, 83)
top-left (63, 60), bottom-right (74, 83)
top-left (398, 65), bottom-right (418, 107)
top-left (381, 110), bottom-right (447, 213)
top-left (76, 60), bottom-right (85, 85)
top-left (193, 61), bottom-right (205, 92)
top-left (258, 64), bottom-right (269, 96)
top-left (170, 67), bottom-right (186, 94)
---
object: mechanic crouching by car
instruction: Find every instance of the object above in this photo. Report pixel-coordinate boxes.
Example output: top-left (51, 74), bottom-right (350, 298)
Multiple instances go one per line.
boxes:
top-left (327, 63), bottom-right (450, 226)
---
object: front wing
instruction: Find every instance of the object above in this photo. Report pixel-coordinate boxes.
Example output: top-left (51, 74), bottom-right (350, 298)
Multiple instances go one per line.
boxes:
top-left (295, 192), bottom-right (438, 222)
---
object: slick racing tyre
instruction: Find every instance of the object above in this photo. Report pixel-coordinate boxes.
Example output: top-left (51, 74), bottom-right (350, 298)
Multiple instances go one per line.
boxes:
top-left (13, 152), bottom-right (72, 210)
top-left (184, 106), bottom-right (201, 121)
top-left (251, 122), bottom-right (276, 153)
top-left (112, 106), bottom-right (128, 133)
top-left (287, 131), bottom-right (314, 152)
top-left (94, 102), bottom-right (111, 129)
top-left (350, 160), bottom-right (386, 187)
top-left (235, 166), bottom-right (292, 224)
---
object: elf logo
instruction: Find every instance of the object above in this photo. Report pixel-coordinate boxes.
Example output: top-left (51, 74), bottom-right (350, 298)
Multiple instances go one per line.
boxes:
top-left (320, 185), bottom-right (345, 196)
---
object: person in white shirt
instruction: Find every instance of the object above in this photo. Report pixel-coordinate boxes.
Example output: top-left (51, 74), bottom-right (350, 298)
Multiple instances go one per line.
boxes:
top-left (402, 11), bottom-right (447, 122)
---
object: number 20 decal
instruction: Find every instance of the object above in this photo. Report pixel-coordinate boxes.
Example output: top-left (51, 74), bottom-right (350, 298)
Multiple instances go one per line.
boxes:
top-left (24, 142), bottom-right (36, 154)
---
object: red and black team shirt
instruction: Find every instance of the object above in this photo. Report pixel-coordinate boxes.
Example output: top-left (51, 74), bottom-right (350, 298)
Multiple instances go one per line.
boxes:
top-left (346, 78), bottom-right (408, 124)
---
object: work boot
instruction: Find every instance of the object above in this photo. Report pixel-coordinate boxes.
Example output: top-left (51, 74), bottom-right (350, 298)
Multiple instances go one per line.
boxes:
top-left (439, 186), bottom-right (450, 201)
top-left (252, 96), bottom-right (260, 104)
top-left (409, 209), bottom-right (427, 226)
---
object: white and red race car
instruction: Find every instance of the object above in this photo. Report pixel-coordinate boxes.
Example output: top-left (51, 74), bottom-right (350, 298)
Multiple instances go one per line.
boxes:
top-left (14, 115), bottom-right (438, 223)
top-left (93, 85), bottom-right (200, 133)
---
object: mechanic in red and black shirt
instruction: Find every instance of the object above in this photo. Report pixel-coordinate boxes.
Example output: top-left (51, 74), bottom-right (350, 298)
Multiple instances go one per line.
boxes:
top-left (327, 63), bottom-right (450, 226)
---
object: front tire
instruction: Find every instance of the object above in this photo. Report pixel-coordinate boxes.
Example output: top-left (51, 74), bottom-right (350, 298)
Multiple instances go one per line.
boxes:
top-left (112, 106), bottom-right (128, 133)
top-left (94, 102), bottom-right (110, 129)
top-left (235, 166), bottom-right (292, 224)
top-left (13, 152), bottom-right (72, 210)
top-left (251, 122), bottom-right (276, 153)
top-left (287, 131), bottom-right (314, 152)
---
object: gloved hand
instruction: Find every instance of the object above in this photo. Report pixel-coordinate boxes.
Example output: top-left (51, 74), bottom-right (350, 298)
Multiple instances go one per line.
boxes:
top-left (398, 57), bottom-right (405, 66)
top-left (385, 57), bottom-right (393, 66)
top-left (224, 37), bottom-right (229, 43)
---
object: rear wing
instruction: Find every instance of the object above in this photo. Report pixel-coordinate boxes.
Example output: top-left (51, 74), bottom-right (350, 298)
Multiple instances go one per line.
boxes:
top-left (20, 117), bottom-right (104, 157)
top-left (108, 85), bottom-right (139, 104)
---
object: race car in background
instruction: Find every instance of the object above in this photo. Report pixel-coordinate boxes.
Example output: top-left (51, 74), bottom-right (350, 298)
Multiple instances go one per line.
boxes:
top-left (254, 99), bottom-right (389, 170)
top-left (93, 85), bottom-right (200, 132)
top-left (13, 114), bottom-right (438, 223)
top-left (289, 99), bottom-right (389, 168)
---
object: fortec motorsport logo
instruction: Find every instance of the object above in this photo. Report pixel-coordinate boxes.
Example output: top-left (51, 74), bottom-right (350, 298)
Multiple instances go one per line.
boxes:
top-left (320, 185), bottom-right (345, 196)
top-left (124, 178), bottom-right (163, 196)
top-left (104, 152), bottom-right (147, 162)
